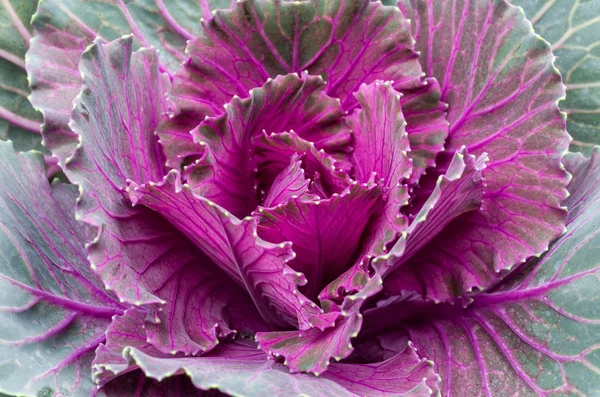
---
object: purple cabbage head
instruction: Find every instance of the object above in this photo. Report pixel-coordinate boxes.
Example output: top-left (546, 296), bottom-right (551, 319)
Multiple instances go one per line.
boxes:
top-left (0, 0), bottom-right (599, 395)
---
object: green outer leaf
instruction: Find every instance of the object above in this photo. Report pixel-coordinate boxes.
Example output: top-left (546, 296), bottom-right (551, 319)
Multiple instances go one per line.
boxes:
top-left (0, 140), bottom-right (123, 396)
top-left (31, 0), bottom-right (217, 71)
top-left (0, 0), bottom-right (42, 152)
top-left (512, 0), bottom-right (600, 153)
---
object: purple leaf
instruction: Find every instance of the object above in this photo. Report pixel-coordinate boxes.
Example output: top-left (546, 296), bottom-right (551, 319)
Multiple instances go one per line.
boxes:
top-left (156, 112), bottom-right (209, 171)
top-left (318, 262), bottom-right (372, 304)
top-left (323, 341), bottom-right (441, 397)
top-left (127, 169), bottom-right (321, 330)
top-left (94, 309), bottom-right (169, 388)
top-left (26, 20), bottom-right (90, 166)
top-left (314, 82), bottom-right (414, 319)
top-left (97, 305), bottom-right (440, 396)
top-left (256, 179), bottom-right (384, 300)
top-left (0, 0), bottom-right (43, 151)
top-left (160, 0), bottom-right (435, 167)
top-left (401, 78), bottom-right (449, 185)
top-left (176, 0), bottom-right (422, 111)
top-left (347, 81), bottom-right (412, 256)
top-left (256, 270), bottom-right (384, 375)
top-left (26, 0), bottom-right (208, 167)
top-left (262, 154), bottom-right (316, 208)
top-left (349, 81), bottom-right (412, 186)
top-left (379, 148), bottom-right (488, 301)
top-left (403, 149), bottom-right (486, 258)
top-left (65, 36), bottom-right (169, 305)
top-left (96, 309), bottom-right (241, 395)
top-left (256, 316), bottom-right (362, 375)
top-left (98, 323), bottom-right (437, 397)
top-left (0, 141), bottom-right (124, 395)
top-left (185, 73), bottom-right (350, 217)
top-left (96, 329), bottom-right (353, 396)
top-left (251, 131), bottom-right (351, 200)
top-left (143, 250), bottom-right (266, 357)
top-left (352, 330), bottom-right (410, 362)
top-left (95, 310), bottom-right (229, 396)
top-left (397, 0), bottom-right (570, 295)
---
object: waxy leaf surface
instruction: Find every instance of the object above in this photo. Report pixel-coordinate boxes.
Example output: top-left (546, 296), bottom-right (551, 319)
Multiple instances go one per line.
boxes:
top-left (0, 0), bottom-right (42, 151)
top-left (187, 73), bottom-right (350, 217)
top-left (513, 0), bottom-right (600, 153)
top-left (26, 0), bottom-right (222, 165)
top-left (67, 37), bottom-right (255, 358)
top-left (398, 0), bottom-right (570, 297)
top-left (128, 170), bottom-right (321, 330)
top-left (96, 310), bottom-right (440, 397)
top-left (0, 141), bottom-right (123, 396)
top-left (367, 148), bottom-right (600, 396)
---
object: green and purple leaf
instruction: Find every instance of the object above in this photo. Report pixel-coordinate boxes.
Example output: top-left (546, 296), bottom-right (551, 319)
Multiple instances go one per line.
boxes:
top-left (94, 310), bottom-right (351, 396)
top-left (256, 316), bottom-right (362, 376)
top-left (322, 341), bottom-right (441, 397)
top-left (349, 82), bottom-right (412, 187)
top-left (160, 0), bottom-right (439, 168)
top-left (512, 0), bottom-right (600, 154)
top-left (66, 36), bottom-right (168, 305)
top-left (0, 0), bottom-right (42, 151)
top-left (347, 81), bottom-right (412, 257)
top-left (381, 148), bottom-right (488, 301)
top-left (6, 0), bottom-right (594, 395)
top-left (398, 0), bottom-right (570, 297)
top-left (256, 270), bottom-right (385, 376)
top-left (366, 148), bottom-right (600, 396)
top-left (401, 78), bottom-right (449, 184)
top-left (177, 0), bottom-right (423, 110)
top-left (66, 37), bottom-right (256, 358)
top-left (0, 141), bottom-right (123, 396)
top-left (26, 0), bottom-right (222, 167)
top-left (143, 249), bottom-right (266, 356)
top-left (96, 309), bottom-right (439, 396)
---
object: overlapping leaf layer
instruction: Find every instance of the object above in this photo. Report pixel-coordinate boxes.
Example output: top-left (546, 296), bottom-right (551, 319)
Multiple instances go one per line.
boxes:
top-left (0, 0), bottom-right (594, 396)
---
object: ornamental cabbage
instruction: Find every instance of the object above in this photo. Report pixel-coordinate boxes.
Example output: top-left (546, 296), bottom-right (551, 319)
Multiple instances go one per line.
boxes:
top-left (0, 0), bottom-right (599, 396)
